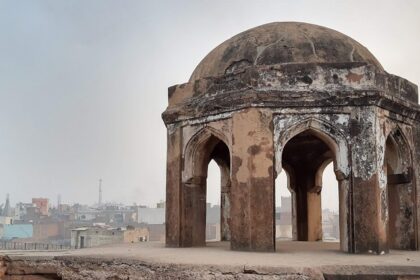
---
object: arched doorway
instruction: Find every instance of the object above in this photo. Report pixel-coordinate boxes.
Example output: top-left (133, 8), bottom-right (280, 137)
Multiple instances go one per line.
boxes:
top-left (385, 129), bottom-right (416, 250)
top-left (182, 131), bottom-right (231, 247)
top-left (279, 129), bottom-right (346, 249)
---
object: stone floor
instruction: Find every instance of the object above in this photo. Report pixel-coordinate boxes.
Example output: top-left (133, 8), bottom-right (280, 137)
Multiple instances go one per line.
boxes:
top-left (2, 241), bottom-right (420, 279)
top-left (4, 241), bottom-right (420, 267)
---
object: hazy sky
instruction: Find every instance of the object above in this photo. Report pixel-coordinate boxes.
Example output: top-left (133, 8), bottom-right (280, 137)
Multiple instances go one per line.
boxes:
top-left (0, 1), bottom-right (419, 209)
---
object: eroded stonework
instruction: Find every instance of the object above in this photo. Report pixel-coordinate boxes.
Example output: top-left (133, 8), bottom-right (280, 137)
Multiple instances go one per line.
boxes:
top-left (162, 22), bottom-right (420, 254)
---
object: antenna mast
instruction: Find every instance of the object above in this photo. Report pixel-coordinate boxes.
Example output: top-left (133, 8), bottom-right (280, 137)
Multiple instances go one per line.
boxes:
top-left (98, 179), bottom-right (102, 207)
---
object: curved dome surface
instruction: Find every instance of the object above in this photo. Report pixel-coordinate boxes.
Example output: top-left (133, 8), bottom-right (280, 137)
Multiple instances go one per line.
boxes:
top-left (190, 22), bottom-right (383, 81)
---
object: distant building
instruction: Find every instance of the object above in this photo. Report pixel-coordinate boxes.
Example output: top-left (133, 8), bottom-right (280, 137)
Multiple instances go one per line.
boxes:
top-left (14, 203), bottom-right (35, 221)
top-left (279, 196), bottom-right (292, 213)
top-left (75, 210), bottom-right (97, 221)
top-left (32, 198), bottom-right (49, 216)
top-left (33, 221), bottom-right (63, 241)
top-left (0, 224), bottom-right (33, 240)
top-left (156, 201), bottom-right (165, 208)
top-left (206, 204), bottom-right (220, 241)
top-left (71, 226), bottom-right (148, 248)
top-left (275, 196), bottom-right (292, 239)
top-left (276, 212), bottom-right (292, 239)
top-left (124, 226), bottom-right (149, 243)
top-left (137, 207), bottom-right (165, 224)
top-left (146, 224), bottom-right (165, 242)
top-left (58, 204), bottom-right (71, 213)
top-left (322, 209), bottom-right (340, 241)
top-left (206, 224), bottom-right (220, 241)
top-left (0, 216), bottom-right (13, 225)
top-left (74, 206), bottom-right (137, 226)
top-left (24, 206), bottom-right (42, 221)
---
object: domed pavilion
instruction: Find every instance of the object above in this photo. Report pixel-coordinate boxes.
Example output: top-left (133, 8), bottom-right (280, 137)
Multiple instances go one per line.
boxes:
top-left (162, 22), bottom-right (420, 254)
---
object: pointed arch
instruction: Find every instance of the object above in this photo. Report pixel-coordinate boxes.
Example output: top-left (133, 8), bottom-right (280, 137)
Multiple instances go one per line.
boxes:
top-left (385, 126), bottom-right (413, 175)
top-left (274, 116), bottom-right (351, 252)
top-left (183, 126), bottom-right (230, 182)
top-left (384, 126), bottom-right (417, 250)
top-left (275, 117), bottom-right (350, 181)
top-left (180, 126), bottom-right (232, 246)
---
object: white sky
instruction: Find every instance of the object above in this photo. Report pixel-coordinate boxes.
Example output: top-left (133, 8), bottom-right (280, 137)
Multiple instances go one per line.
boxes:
top-left (0, 0), bottom-right (419, 208)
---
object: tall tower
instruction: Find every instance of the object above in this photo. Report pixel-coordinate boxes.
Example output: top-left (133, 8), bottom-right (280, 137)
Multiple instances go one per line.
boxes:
top-left (98, 179), bottom-right (102, 207)
top-left (4, 193), bottom-right (11, 217)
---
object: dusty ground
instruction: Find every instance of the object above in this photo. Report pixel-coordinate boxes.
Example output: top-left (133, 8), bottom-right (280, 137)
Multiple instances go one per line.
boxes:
top-left (2, 241), bottom-right (420, 279)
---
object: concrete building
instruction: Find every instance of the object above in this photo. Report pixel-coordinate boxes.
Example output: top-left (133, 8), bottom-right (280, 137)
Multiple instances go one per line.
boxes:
top-left (137, 207), bottom-right (165, 224)
top-left (71, 226), bottom-right (149, 248)
top-left (146, 224), bottom-right (165, 242)
top-left (322, 209), bottom-right (340, 241)
top-left (156, 201), bottom-right (165, 209)
top-left (0, 224), bottom-right (33, 240)
top-left (162, 22), bottom-right (420, 254)
top-left (276, 212), bottom-right (292, 240)
top-left (23, 206), bottom-right (42, 221)
top-left (206, 204), bottom-right (221, 241)
top-left (275, 196), bottom-right (293, 239)
top-left (124, 227), bottom-right (149, 243)
top-left (0, 216), bottom-right (13, 225)
top-left (74, 206), bottom-right (137, 226)
top-left (32, 198), bottom-right (49, 216)
top-left (75, 210), bottom-right (97, 221)
top-left (33, 221), bottom-right (63, 241)
top-left (14, 203), bottom-right (35, 221)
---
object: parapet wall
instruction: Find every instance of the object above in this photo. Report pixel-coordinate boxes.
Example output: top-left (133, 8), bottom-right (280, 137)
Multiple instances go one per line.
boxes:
top-left (2, 255), bottom-right (420, 280)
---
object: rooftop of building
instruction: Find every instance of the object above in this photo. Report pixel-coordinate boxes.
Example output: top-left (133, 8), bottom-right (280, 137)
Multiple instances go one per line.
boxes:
top-left (2, 241), bottom-right (420, 278)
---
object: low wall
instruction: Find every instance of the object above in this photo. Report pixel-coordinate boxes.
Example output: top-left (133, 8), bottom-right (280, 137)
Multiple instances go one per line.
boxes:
top-left (1, 255), bottom-right (420, 280)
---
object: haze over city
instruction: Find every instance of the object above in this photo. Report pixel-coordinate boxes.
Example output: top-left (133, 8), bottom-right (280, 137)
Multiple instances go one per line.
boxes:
top-left (1, 0), bottom-right (419, 210)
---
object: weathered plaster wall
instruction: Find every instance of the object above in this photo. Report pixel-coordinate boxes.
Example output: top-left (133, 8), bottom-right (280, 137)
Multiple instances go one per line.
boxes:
top-left (231, 108), bottom-right (275, 251)
top-left (165, 125), bottom-right (182, 247)
top-left (162, 63), bottom-right (418, 125)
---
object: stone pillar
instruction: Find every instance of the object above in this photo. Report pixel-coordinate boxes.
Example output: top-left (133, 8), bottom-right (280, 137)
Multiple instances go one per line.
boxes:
top-left (216, 157), bottom-right (231, 241)
top-left (221, 184), bottom-right (231, 241)
top-left (230, 108), bottom-right (275, 251)
top-left (165, 126), bottom-right (183, 247)
top-left (351, 108), bottom-right (388, 254)
top-left (413, 126), bottom-right (420, 250)
top-left (289, 167), bottom-right (322, 241)
top-left (307, 190), bottom-right (322, 241)
top-left (182, 176), bottom-right (207, 247)
top-left (338, 179), bottom-right (350, 252)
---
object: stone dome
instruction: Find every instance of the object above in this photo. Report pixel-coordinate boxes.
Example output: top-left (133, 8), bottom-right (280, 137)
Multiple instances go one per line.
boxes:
top-left (190, 22), bottom-right (383, 81)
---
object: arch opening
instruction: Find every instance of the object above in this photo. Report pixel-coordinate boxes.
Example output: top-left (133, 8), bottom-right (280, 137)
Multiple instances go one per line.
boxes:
top-left (275, 170), bottom-right (293, 240)
top-left (385, 130), bottom-right (416, 250)
top-left (182, 132), bottom-right (231, 247)
top-left (279, 129), bottom-right (345, 250)
top-left (321, 162), bottom-right (340, 242)
top-left (206, 160), bottom-right (221, 241)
